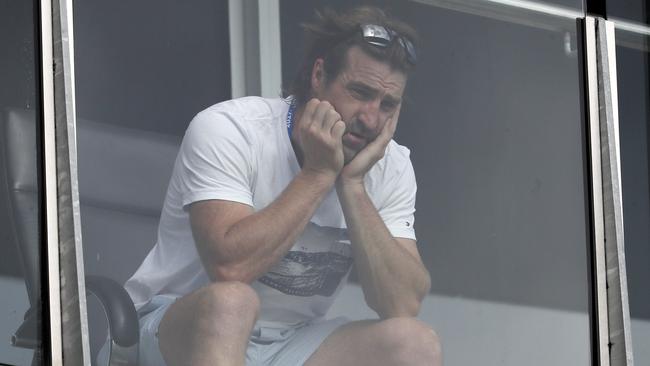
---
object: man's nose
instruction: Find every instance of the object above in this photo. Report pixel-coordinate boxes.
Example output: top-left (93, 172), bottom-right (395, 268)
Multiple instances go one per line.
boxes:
top-left (359, 99), bottom-right (381, 132)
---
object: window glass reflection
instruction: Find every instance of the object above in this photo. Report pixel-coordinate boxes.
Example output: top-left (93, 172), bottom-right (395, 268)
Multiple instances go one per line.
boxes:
top-left (0, 0), bottom-right (43, 364)
top-left (608, 0), bottom-right (649, 26)
top-left (616, 28), bottom-right (650, 364)
top-left (73, 0), bottom-right (232, 362)
top-left (282, 1), bottom-right (591, 365)
top-left (74, 0), bottom-right (231, 136)
top-left (73, 0), bottom-right (595, 364)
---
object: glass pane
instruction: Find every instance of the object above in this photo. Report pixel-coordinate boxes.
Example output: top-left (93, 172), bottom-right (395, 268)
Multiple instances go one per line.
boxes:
top-left (616, 27), bottom-right (650, 364)
top-left (608, 0), bottom-right (649, 26)
top-left (74, 1), bottom-right (231, 136)
top-left (72, 0), bottom-right (232, 362)
top-left (0, 0), bottom-right (43, 364)
top-left (546, 0), bottom-right (584, 10)
top-left (281, 1), bottom-right (591, 365)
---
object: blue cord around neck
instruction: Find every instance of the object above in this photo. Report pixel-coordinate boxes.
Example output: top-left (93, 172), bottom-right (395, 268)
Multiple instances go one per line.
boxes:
top-left (286, 98), bottom-right (297, 137)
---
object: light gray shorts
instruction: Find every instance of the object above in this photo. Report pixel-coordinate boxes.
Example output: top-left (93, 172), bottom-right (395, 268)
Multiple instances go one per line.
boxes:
top-left (134, 295), bottom-right (349, 366)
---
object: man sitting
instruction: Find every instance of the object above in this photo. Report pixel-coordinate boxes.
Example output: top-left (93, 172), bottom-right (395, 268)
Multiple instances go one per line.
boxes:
top-left (125, 6), bottom-right (442, 366)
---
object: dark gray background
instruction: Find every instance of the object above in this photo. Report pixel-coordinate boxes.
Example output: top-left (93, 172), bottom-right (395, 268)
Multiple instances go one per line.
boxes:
top-left (608, 0), bottom-right (649, 25)
top-left (0, 1), bottom-right (41, 364)
top-left (0, 0), bottom-right (38, 279)
top-left (617, 39), bottom-right (650, 320)
top-left (73, 0), bottom-right (231, 136)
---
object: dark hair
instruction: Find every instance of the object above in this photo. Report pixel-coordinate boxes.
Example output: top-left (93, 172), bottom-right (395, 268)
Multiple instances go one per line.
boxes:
top-left (283, 6), bottom-right (418, 107)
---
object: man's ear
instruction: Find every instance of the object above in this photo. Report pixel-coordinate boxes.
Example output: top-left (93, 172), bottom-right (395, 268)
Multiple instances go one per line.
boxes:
top-left (310, 58), bottom-right (325, 93)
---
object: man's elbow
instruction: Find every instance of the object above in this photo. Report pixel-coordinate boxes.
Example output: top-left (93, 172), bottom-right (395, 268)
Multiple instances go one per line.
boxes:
top-left (420, 271), bottom-right (432, 301)
top-left (370, 278), bottom-right (430, 318)
top-left (196, 237), bottom-right (256, 283)
top-left (207, 262), bottom-right (256, 284)
top-left (373, 299), bottom-right (422, 319)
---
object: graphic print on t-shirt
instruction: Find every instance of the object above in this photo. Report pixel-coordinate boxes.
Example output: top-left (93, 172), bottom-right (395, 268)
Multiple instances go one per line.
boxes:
top-left (258, 223), bottom-right (353, 297)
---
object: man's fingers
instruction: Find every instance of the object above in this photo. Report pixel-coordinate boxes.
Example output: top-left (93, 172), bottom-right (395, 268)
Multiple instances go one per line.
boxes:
top-left (384, 107), bottom-right (400, 137)
top-left (296, 99), bottom-right (345, 176)
top-left (372, 112), bottom-right (398, 148)
top-left (323, 109), bottom-right (342, 132)
top-left (331, 120), bottom-right (346, 139)
top-left (301, 99), bottom-right (320, 129)
top-left (312, 101), bottom-right (334, 130)
top-left (355, 109), bottom-right (400, 161)
top-left (308, 100), bottom-right (342, 137)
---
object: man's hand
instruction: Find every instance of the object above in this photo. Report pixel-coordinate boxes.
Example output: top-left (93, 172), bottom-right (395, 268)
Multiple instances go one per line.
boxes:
top-left (298, 99), bottom-right (347, 180)
top-left (339, 106), bottom-right (400, 186)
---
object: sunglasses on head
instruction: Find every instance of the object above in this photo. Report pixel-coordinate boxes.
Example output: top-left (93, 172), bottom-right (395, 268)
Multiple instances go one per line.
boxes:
top-left (360, 24), bottom-right (417, 65)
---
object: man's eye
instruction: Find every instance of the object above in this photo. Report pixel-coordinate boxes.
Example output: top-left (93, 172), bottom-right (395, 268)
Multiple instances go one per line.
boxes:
top-left (381, 101), bottom-right (397, 111)
top-left (350, 87), bottom-right (371, 100)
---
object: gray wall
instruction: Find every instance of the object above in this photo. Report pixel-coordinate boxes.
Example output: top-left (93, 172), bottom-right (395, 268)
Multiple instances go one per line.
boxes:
top-left (618, 44), bottom-right (650, 320)
top-left (0, 1), bottom-right (40, 365)
top-left (71, 1), bottom-right (233, 360)
top-left (617, 37), bottom-right (650, 366)
top-left (73, 0), bottom-right (231, 136)
top-left (0, 0), bottom-right (38, 279)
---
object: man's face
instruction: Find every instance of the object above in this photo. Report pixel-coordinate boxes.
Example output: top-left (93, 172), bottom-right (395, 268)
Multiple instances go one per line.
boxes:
top-left (312, 46), bottom-right (407, 163)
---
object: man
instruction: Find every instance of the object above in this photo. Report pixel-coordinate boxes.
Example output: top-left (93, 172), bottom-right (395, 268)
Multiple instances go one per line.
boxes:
top-left (124, 6), bottom-right (441, 366)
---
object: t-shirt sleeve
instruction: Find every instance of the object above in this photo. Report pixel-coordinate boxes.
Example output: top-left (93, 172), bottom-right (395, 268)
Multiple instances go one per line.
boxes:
top-left (177, 109), bottom-right (254, 209)
top-left (379, 158), bottom-right (417, 241)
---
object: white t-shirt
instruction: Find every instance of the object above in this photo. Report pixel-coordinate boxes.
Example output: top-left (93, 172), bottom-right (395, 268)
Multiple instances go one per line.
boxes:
top-left (125, 96), bottom-right (417, 326)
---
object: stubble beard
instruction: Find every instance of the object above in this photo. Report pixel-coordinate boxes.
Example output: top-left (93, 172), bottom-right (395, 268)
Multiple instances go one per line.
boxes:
top-left (342, 145), bottom-right (357, 165)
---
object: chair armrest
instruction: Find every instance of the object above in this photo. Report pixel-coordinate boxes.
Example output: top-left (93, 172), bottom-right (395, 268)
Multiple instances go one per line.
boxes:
top-left (85, 275), bottom-right (139, 347)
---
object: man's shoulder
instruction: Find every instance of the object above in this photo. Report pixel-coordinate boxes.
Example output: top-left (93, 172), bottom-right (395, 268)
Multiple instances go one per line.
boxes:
top-left (367, 140), bottom-right (415, 189)
top-left (386, 140), bottom-right (412, 163)
top-left (379, 140), bottom-right (413, 174)
top-left (199, 96), bottom-right (288, 122)
top-left (185, 96), bottom-right (288, 143)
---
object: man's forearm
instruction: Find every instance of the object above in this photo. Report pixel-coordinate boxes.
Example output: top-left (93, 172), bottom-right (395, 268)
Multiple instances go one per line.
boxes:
top-left (195, 99), bottom-right (348, 283)
top-left (198, 170), bottom-right (336, 283)
top-left (337, 182), bottom-right (430, 318)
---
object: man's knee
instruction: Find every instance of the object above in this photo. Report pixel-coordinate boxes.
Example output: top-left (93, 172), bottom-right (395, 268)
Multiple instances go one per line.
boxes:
top-left (375, 317), bottom-right (442, 365)
top-left (195, 281), bottom-right (261, 321)
top-left (158, 282), bottom-right (259, 365)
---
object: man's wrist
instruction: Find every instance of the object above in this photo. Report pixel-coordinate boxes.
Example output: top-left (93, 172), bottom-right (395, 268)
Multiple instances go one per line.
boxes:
top-left (336, 178), bottom-right (367, 197)
top-left (297, 168), bottom-right (338, 188)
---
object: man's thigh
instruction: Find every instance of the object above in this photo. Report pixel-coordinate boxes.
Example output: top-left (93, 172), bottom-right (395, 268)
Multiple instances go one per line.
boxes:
top-left (304, 317), bottom-right (441, 366)
top-left (259, 317), bottom-right (349, 366)
top-left (156, 282), bottom-right (260, 366)
top-left (303, 319), bottom-right (380, 366)
top-left (138, 296), bottom-right (345, 366)
top-left (138, 296), bottom-right (176, 366)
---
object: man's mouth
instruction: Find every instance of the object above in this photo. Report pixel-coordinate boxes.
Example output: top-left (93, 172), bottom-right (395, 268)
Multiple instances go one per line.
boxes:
top-left (343, 132), bottom-right (367, 150)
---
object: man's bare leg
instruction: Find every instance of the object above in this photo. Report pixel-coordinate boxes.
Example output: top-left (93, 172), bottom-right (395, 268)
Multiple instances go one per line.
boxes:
top-left (157, 281), bottom-right (260, 366)
top-left (305, 317), bottom-right (442, 366)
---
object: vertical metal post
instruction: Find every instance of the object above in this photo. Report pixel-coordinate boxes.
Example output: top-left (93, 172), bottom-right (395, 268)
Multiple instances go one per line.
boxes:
top-left (229, 0), bottom-right (247, 98)
top-left (585, 15), bottom-right (635, 366)
top-left (228, 0), bottom-right (282, 98)
top-left (53, 0), bottom-right (91, 363)
top-left (229, 0), bottom-right (261, 97)
top-left (585, 16), bottom-right (611, 366)
top-left (40, 0), bottom-right (63, 363)
top-left (258, 0), bottom-right (282, 98)
top-left (43, 0), bottom-right (91, 363)
top-left (596, 18), bottom-right (635, 366)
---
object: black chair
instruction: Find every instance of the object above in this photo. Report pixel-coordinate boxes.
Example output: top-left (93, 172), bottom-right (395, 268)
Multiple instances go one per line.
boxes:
top-left (3, 108), bottom-right (180, 365)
